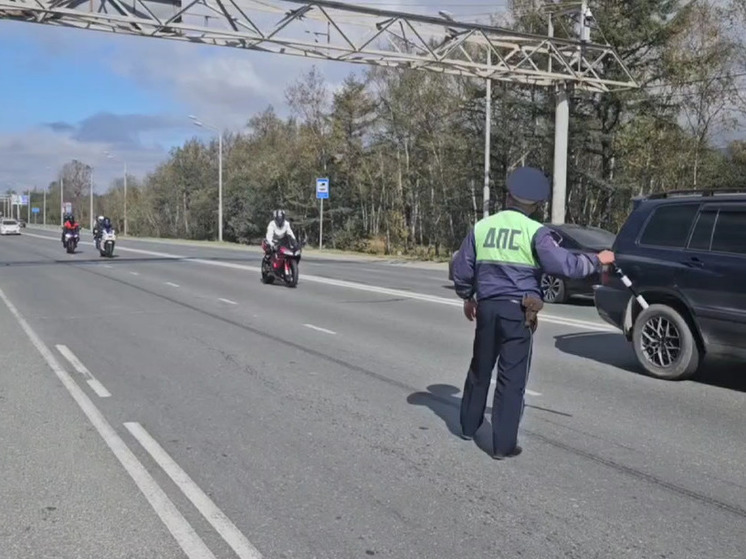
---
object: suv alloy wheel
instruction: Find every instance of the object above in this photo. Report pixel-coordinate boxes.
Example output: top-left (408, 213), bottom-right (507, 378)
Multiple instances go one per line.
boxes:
top-left (631, 304), bottom-right (701, 380)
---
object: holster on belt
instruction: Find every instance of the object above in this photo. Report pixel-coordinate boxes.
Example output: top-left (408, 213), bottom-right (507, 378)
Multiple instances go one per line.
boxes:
top-left (521, 294), bottom-right (544, 333)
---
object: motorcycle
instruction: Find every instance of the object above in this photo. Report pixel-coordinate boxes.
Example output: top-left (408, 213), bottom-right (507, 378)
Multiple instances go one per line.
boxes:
top-left (95, 227), bottom-right (116, 258)
top-left (63, 229), bottom-right (80, 254)
top-left (261, 237), bottom-right (302, 288)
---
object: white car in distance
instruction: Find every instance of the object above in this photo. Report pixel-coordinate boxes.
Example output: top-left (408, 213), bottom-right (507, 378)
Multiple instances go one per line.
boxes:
top-left (0, 219), bottom-right (22, 235)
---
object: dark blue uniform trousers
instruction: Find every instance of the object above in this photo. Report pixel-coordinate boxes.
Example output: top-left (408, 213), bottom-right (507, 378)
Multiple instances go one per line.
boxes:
top-left (460, 298), bottom-right (533, 456)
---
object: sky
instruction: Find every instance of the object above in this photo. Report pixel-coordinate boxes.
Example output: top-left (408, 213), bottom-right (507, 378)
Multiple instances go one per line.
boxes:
top-left (0, 0), bottom-right (510, 194)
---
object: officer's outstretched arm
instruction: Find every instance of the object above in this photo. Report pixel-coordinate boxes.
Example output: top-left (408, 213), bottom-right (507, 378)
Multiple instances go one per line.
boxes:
top-left (452, 230), bottom-right (477, 299)
top-left (534, 227), bottom-right (600, 279)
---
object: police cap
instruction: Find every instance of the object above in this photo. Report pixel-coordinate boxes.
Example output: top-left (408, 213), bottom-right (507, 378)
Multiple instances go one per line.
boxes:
top-left (507, 167), bottom-right (550, 204)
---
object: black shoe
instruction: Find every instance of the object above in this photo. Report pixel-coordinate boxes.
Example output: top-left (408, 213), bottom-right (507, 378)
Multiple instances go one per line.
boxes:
top-left (492, 445), bottom-right (522, 460)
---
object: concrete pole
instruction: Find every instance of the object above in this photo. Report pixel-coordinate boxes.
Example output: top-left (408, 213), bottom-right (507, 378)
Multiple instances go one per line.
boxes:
top-left (218, 132), bottom-right (223, 242)
top-left (483, 48), bottom-right (492, 219)
top-left (60, 175), bottom-right (64, 226)
top-left (123, 161), bottom-right (128, 236)
top-left (551, 85), bottom-right (569, 224)
top-left (89, 167), bottom-right (94, 231)
top-left (43, 189), bottom-right (46, 225)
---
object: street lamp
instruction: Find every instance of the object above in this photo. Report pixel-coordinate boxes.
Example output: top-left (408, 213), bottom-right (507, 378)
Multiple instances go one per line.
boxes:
top-left (105, 151), bottom-right (128, 236)
top-left (87, 163), bottom-right (94, 231)
top-left (189, 114), bottom-right (223, 242)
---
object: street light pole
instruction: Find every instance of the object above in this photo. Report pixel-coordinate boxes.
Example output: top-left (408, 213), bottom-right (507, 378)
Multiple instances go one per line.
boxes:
top-left (124, 160), bottom-right (128, 236)
top-left (60, 174), bottom-right (64, 226)
top-left (106, 152), bottom-right (128, 236)
top-left (89, 166), bottom-right (94, 231)
top-left (189, 115), bottom-right (223, 242)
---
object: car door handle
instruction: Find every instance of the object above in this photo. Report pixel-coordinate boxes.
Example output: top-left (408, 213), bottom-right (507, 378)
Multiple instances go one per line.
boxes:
top-left (683, 257), bottom-right (704, 268)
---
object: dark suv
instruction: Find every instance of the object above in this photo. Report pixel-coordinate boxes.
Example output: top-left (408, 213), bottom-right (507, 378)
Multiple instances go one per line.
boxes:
top-left (594, 189), bottom-right (746, 380)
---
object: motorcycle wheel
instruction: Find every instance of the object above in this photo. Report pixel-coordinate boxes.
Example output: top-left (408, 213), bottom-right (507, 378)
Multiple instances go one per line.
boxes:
top-left (66, 242), bottom-right (75, 254)
top-left (286, 260), bottom-right (299, 288)
top-left (261, 257), bottom-right (275, 284)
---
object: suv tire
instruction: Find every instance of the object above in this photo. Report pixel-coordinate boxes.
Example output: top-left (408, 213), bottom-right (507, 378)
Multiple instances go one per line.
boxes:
top-left (632, 304), bottom-right (700, 381)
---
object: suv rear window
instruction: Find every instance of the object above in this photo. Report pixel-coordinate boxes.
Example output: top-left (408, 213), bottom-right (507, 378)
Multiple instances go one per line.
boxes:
top-left (711, 211), bottom-right (746, 255)
top-left (639, 204), bottom-right (699, 248)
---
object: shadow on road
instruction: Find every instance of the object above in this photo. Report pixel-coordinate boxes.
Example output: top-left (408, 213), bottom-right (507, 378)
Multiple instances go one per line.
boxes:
top-left (407, 383), bottom-right (572, 458)
top-left (554, 332), bottom-right (746, 393)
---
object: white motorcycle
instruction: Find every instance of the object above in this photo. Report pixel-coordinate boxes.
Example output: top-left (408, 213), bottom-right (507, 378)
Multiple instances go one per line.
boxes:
top-left (96, 228), bottom-right (116, 258)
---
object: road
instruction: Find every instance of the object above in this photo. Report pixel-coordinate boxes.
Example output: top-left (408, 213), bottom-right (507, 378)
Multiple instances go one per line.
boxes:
top-left (1, 228), bottom-right (745, 559)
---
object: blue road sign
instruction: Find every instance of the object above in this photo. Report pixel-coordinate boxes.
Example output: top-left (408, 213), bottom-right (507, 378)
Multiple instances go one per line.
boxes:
top-left (32, 207), bottom-right (40, 214)
top-left (316, 177), bottom-right (329, 199)
top-left (21, 195), bottom-right (29, 205)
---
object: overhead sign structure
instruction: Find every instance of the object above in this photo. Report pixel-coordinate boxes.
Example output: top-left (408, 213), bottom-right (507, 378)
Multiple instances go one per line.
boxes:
top-left (0, 0), bottom-right (638, 225)
top-left (11, 194), bottom-right (28, 206)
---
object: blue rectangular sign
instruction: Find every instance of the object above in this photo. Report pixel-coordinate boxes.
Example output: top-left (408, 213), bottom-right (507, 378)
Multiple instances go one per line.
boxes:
top-left (32, 207), bottom-right (40, 214)
top-left (316, 178), bottom-right (329, 199)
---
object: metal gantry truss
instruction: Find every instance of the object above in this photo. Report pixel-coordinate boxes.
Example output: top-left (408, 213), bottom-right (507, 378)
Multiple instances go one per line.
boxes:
top-left (0, 0), bottom-right (636, 93)
top-left (0, 0), bottom-right (639, 224)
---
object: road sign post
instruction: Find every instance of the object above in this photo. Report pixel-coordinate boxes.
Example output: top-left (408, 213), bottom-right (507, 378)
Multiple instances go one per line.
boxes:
top-left (316, 178), bottom-right (329, 250)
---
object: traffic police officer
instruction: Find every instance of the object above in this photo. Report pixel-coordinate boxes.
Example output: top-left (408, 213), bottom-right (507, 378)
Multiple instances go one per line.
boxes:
top-left (451, 167), bottom-right (615, 459)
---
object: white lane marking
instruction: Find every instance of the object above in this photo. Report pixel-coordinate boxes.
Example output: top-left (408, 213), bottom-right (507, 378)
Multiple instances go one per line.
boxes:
top-left (103, 264), bottom-right (113, 269)
top-left (165, 282), bottom-right (180, 288)
top-left (23, 231), bottom-right (615, 332)
top-left (219, 298), bottom-right (238, 305)
top-left (0, 289), bottom-right (217, 559)
top-left (87, 378), bottom-right (112, 398)
top-left (130, 272), bottom-right (140, 276)
top-left (488, 379), bottom-right (541, 396)
top-left (303, 323), bottom-right (337, 335)
top-left (56, 344), bottom-right (112, 398)
top-left (124, 422), bottom-right (263, 559)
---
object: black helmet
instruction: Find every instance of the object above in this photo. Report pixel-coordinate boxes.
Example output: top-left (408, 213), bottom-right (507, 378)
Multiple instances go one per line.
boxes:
top-left (274, 209), bottom-right (286, 227)
top-left (102, 217), bottom-right (111, 228)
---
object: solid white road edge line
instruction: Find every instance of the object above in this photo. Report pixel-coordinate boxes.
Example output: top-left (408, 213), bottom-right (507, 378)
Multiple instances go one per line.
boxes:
top-left (56, 344), bottom-right (112, 398)
top-left (23, 231), bottom-right (615, 332)
top-left (0, 288), bottom-right (218, 559)
top-left (303, 323), bottom-right (337, 335)
top-left (124, 422), bottom-right (263, 559)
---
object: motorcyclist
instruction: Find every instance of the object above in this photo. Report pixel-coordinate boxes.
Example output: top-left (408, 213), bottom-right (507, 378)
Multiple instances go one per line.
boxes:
top-left (92, 215), bottom-right (105, 243)
top-left (61, 213), bottom-right (80, 245)
top-left (263, 210), bottom-right (296, 265)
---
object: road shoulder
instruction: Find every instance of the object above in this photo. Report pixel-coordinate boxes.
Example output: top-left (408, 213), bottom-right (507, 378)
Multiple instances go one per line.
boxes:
top-left (0, 291), bottom-right (183, 559)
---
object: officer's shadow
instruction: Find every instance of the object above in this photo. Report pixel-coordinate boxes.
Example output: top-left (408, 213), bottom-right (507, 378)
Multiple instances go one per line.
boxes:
top-left (407, 384), bottom-right (495, 456)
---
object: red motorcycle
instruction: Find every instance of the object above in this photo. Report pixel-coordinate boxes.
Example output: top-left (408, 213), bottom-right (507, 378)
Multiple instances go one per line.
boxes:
top-left (261, 237), bottom-right (302, 288)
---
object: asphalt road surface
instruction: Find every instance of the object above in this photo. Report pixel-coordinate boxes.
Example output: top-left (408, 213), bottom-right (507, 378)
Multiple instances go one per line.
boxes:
top-left (1, 228), bottom-right (745, 559)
